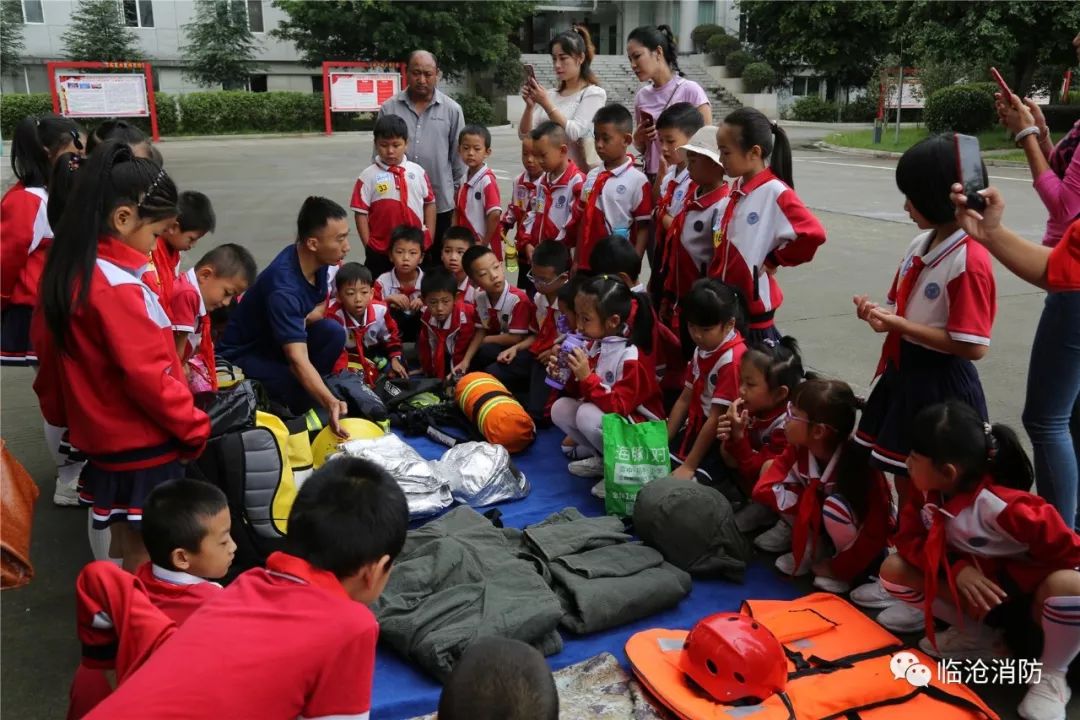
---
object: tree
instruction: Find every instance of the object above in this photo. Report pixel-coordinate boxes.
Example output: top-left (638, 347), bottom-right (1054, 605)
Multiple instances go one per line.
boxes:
top-left (1, 0), bottom-right (26, 75)
top-left (62, 0), bottom-right (142, 62)
top-left (738, 1), bottom-right (898, 91)
top-left (272, 0), bottom-right (532, 79)
top-left (182, 0), bottom-right (263, 89)
top-left (901, 1), bottom-right (1080, 95)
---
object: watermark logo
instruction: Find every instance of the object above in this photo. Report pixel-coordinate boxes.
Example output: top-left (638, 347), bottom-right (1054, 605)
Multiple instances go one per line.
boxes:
top-left (890, 651), bottom-right (930, 687)
top-left (891, 652), bottom-right (1043, 686)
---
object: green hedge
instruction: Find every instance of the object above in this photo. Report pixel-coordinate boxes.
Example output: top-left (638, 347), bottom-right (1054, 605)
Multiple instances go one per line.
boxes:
top-left (725, 49), bottom-right (755, 77)
top-left (1, 93), bottom-right (54, 136)
top-left (706, 33), bottom-right (741, 65)
top-left (841, 96), bottom-right (877, 123)
top-left (691, 24), bottom-right (725, 52)
top-left (924, 84), bottom-right (996, 135)
top-left (742, 62), bottom-right (777, 93)
top-left (454, 93), bottom-right (496, 126)
top-left (790, 96), bottom-right (836, 122)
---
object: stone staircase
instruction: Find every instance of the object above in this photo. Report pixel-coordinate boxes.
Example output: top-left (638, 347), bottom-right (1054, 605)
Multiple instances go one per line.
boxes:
top-left (520, 53), bottom-right (741, 119)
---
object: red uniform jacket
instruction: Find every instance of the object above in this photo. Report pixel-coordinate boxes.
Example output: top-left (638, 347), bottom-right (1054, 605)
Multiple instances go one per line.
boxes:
top-left (723, 404), bottom-right (789, 483)
top-left (1, 183), bottom-right (51, 308)
top-left (564, 336), bottom-right (664, 421)
top-left (418, 301), bottom-right (477, 378)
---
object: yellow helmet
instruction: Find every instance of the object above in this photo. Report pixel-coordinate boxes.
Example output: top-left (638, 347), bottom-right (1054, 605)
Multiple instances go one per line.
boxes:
top-left (310, 419), bottom-right (385, 468)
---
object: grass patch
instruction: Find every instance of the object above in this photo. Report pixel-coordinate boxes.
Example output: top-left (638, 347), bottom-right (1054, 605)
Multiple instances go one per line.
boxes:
top-left (825, 127), bottom-right (1017, 153)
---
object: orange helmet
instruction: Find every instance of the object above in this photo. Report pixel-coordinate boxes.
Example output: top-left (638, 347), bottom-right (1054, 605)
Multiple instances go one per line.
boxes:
top-left (678, 612), bottom-right (788, 704)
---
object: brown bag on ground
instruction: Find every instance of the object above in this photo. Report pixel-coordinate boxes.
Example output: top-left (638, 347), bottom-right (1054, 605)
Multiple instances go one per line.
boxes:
top-left (2, 439), bottom-right (39, 589)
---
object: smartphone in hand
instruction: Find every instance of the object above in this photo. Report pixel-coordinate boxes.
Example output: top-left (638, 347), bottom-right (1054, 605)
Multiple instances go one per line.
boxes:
top-left (640, 111), bottom-right (655, 126)
top-left (955, 133), bottom-right (987, 212)
top-left (524, 64), bottom-right (536, 82)
top-left (989, 67), bottom-right (1012, 99)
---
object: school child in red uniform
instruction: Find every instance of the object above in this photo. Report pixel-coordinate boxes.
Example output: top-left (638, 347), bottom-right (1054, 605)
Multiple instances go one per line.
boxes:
top-left (417, 268), bottom-right (477, 380)
top-left (550, 276), bottom-right (663, 493)
top-left (352, 114), bottom-right (436, 279)
top-left (650, 102), bottom-right (704, 309)
top-left (502, 134), bottom-right (544, 295)
top-left (168, 243), bottom-right (256, 393)
top-left (373, 226), bottom-right (425, 344)
top-left (440, 225), bottom-right (477, 305)
top-left (710, 108), bottom-right (826, 344)
top-left (33, 142), bottom-right (210, 572)
top-left (329, 262), bottom-right (405, 383)
top-left (663, 125), bottom-right (728, 355)
top-left (850, 135), bottom-right (997, 631)
top-left (82, 458), bottom-right (409, 720)
top-left (716, 337), bottom-right (802, 535)
top-left (576, 104), bottom-right (653, 269)
top-left (667, 280), bottom-right (744, 492)
top-left (530, 121), bottom-right (585, 250)
top-left (525, 240), bottom-right (572, 425)
top-left (753, 379), bottom-right (891, 594)
top-left (1, 114), bottom-right (86, 506)
top-left (879, 401), bottom-right (1080, 720)
top-left (144, 191), bottom-right (216, 304)
top-left (454, 125), bottom-right (503, 258)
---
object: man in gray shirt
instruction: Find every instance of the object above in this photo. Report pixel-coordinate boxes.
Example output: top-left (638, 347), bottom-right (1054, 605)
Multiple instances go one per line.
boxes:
top-left (376, 50), bottom-right (466, 267)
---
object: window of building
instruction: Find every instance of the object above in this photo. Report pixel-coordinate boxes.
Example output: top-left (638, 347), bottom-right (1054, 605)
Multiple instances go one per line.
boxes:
top-left (311, 75), bottom-right (324, 93)
top-left (228, 0), bottom-right (263, 33)
top-left (791, 76), bottom-right (822, 97)
top-left (697, 1), bottom-right (716, 27)
top-left (20, 0), bottom-right (44, 24)
top-left (249, 74), bottom-right (267, 92)
top-left (121, 0), bottom-right (154, 28)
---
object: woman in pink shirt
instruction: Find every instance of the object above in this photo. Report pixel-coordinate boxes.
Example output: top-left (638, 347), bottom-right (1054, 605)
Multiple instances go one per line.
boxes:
top-left (627, 25), bottom-right (713, 180)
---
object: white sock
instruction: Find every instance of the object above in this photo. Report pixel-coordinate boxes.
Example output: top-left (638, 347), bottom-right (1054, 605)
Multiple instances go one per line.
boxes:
top-left (44, 421), bottom-right (86, 484)
top-left (1041, 596), bottom-right (1080, 673)
top-left (880, 578), bottom-right (924, 605)
top-left (87, 510), bottom-right (113, 563)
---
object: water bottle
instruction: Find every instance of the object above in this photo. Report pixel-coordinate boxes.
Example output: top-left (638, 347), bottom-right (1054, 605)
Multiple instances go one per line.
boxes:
top-left (546, 333), bottom-right (587, 390)
top-left (612, 227), bottom-right (631, 241)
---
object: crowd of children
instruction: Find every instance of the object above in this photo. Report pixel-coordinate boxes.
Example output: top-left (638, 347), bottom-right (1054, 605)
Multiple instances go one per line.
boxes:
top-left (2, 93), bottom-right (1078, 720)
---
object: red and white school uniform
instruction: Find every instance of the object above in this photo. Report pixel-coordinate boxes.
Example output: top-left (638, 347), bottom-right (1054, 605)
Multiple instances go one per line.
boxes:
top-left (32, 236), bottom-right (210, 528)
top-left (893, 477), bottom-right (1080, 647)
top-left (134, 562), bottom-right (222, 626)
top-left (575, 157), bottom-right (653, 270)
top-left (0, 183), bottom-right (51, 364)
top-left (531, 292), bottom-right (562, 358)
top-left (673, 330), bottom-right (745, 459)
top-left (708, 168), bottom-right (826, 338)
top-left (374, 268), bottom-right (423, 305)
top-left (474, 284), bottom-right (536, 337)
top-left (753, 444), bottom-right (891, 581)
top-left (534, 162), bottom-right (584, 245)
top-left (722, 403), bottom-right (789, 483)
top-left (418, 301), bottom-right (477, 378)
top-left (502, 170), bottom-right (542, 254)
top-left (566, 337), bottom-right (664, 420)
top-left (455, 163), bottom-right (502, 258)
top-left (144, 238), bottom-right (182, 305)
top-left (856, 229), bottom-right (996, 473)
top-left (664, 182), bottom-right (730, 311)
top-left (653, 165), bottom-right (692, 265)
top-left (328, 300), bottom-right (403, 383)
top-left (83, 552), bottom-right (378, 720)
top-left (351, 157), bottom-right (435, 254)
top-left (456, 275), bottom-right (477, 305)
top-left (169, 268), bottom-right (217, 392)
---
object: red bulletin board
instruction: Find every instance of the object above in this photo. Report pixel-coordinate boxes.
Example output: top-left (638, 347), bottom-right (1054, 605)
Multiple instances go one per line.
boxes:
top-left (48, 61), bottom-right (160, 141)
top-left (322, 60), bottom-right (407, 135)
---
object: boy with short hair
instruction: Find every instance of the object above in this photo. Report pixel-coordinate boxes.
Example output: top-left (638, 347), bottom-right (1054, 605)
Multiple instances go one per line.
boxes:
top-left (352, 114), bottom-right (436, 279)
top-left (418, 267), bottom-right (477, 380)
top-left (530, 121), bottom-right (584, 249)
top-left (652, 103), bottom-right (704, 305)
top-left (438, 637), bottom-right (559, 720)
top-left (374, 225), bottom-right (425, 343)
top-left (501, 135), bottom-right (543, 295)
top-left (453, 125), bottom-right (503, 259)
top-left (146, 190), bottom-right (217, 303)
top-left (83, 457), bottom-right (410, 720)
top-left (440, 225), bottom-right (477, 305)
top-left (138, 478), bottom-right (234, 625)
top-left (455, 246), bottom-right (536, 395)
top-left (169, 243), bottom-right (257, 392)
top-left (526, 240), bottom-right (571, 425)
top-left (328, 262), bottom-right (406, 382)
top-left (576, 103), bottom-right (653, 270)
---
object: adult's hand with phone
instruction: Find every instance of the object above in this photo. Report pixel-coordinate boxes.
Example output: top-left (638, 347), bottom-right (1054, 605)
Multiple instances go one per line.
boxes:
top-left (995, 92), bottom-right (1037, 136)
top-left (632, 114), bottom-right (657, 151)
top-left (950, 183), bottom-right (1004, 242)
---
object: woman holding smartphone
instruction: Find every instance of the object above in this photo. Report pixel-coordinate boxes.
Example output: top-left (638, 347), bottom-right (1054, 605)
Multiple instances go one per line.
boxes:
top-left (627, 25), bottom-right (712, 182)
top-left (518, 26), bottom-right (607, 172)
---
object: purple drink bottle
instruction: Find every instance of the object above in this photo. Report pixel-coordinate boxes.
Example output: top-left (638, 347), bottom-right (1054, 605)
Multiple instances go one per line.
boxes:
top-left (546, 333), bottom-right (586, 390)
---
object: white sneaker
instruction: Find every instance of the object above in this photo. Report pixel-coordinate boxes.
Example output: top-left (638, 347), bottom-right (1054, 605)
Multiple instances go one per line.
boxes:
top-left (1018, 669), bottom-right (1071, 720)
top-left (918, 625), bottom-right (1006, 661)
top-left (566, 445), bottom-right (596, 461)
top-left (53, 476), bottom-right (80, 507)
top-left (813, 575), bottom-right (852, 594)
top-left (735, 502), bottom-right (776, 533)
top-left (568, 456), bottom-right (605, 478)
top-left (754, 519), bottom-right (792, 553)
top-left (850, 578), bottom-right (900, 609)
top-left (775, 551), bottom-right (812, 577)
top-left (590, 481), bottom-right (605, 499)
top-left (876, 602), bottom-right (926, 634)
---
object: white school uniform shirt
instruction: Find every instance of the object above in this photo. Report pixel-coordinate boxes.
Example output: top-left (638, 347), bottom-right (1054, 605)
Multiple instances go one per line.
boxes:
top-left (350, 156), bottom-right (434, 252)
top-left (535, 162), bottom-right (584, 244)
top-left (455, 163), bottom-right (501, 242)
top-left (375, 268), bottom-right (424, 304)
top-left (657, 165), bottom-right (692, 219)
top-left (579, 157), bottom-right (653, 234)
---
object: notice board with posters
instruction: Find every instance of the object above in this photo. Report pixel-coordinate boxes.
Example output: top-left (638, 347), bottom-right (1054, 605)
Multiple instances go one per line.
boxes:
top-left (48, 61), bottom-right (161, 140)
top-left (322, 61), bottom-right (407, 135)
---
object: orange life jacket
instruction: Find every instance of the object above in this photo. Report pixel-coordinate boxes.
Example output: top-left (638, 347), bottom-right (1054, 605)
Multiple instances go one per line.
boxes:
top-left (626, 592), bottom-right (998, 720)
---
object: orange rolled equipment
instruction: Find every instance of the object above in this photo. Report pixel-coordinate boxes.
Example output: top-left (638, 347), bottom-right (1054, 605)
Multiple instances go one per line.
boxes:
top-left (454, 372), bottom-right (535, 454)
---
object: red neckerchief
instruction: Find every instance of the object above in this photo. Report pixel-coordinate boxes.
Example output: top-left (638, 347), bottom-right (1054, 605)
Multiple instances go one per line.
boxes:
top-left (789, 444), bottom-right (842, 574)
top-left (423, 305), bottom-right (462, 377)
top-left (581, 156), bottom-right (633, 243)
top-left (919, 484), bottom-right (973, 652)
top-left (340, 303), bottom-right (378, 385)
top-left (664, 183), bottom-right (727, 296)
top-left (198, 314), bottom-right (217, 391)
top-left (149, 238), bottom-right (179, 304)
top-left (875, 254), bottom-right (925, 377)
top-left (656, 166), bottom-right (688, 223)
top-left (265, 552), bottom-right (350, 600)
top-left (710, 168), bottom-right (777, 280)
top-left (539, 161), bottom-right (580, 236)
top-left (387, 162), bottom-right (409, 217)
top-left (749, 403), bottom-right (786, 448)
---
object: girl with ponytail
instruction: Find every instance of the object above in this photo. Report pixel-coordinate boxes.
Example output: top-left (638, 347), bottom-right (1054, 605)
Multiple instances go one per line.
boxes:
top-left (33, 140), bottom-right (210, 571)
top-left (627, 25), bottom-right (713, 179)
top-left (879, 401), bottom-right (1080, 720)
top-left (519, 25), bottom-right (608, 171)
top-left (549, 275), bottom-right (663, 487)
